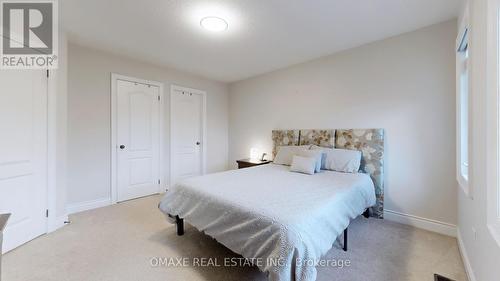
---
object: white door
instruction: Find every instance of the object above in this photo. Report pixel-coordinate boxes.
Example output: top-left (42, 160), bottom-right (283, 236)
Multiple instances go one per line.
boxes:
top-left (116, 80), bottom-right (160, 202)
top-left (0, 70), bottom-right (47, 253)
top-left (171, 87), bottom-right (204, 186)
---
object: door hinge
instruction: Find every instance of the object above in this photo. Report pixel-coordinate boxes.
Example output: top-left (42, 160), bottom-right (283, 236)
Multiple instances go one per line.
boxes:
top-left (46, 70), bottom-right (49, 78)
top-left (158, 95), bottom-right (160, 101)
top-left (158, 179), bottom-right (161, 184)
top-left (45, 209), bottom-right (49, 217)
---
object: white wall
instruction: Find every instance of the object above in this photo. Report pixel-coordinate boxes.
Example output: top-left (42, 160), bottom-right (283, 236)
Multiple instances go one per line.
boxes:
top-left (456, 0), bottom-right (500, 281)
top-left (228, 20), bottom-right (458, 228)
top-left (67, 44), bottom-right (228, 208)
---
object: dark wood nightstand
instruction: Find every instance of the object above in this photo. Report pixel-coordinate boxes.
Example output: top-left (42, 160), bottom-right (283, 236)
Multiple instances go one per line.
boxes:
top-left (236, 158), bottom-right (272, 169)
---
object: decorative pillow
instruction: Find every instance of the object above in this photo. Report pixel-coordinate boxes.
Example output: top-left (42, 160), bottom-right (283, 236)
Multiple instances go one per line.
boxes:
top-left (273, 145), bottom-right (311, 166)
top-left (295, 149), bottom-right (324, 172)
top-left (290, 156), bottom-right (316, 175)
top-left (322, 148), bottom-right (362, 173)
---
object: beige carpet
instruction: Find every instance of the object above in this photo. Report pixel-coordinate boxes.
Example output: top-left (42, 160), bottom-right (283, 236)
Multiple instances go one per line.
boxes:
top-left (3, 195), bottom-right (466, 281)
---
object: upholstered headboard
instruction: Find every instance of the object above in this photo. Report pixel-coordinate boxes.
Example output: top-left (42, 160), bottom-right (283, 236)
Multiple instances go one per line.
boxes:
top-left (271, 129), bottom-right (385, 219)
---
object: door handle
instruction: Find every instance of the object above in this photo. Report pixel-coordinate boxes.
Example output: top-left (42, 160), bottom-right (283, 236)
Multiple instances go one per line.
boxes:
top-left (196, 142), bottom-right (200, 145)
top-left (119, 145), bottom-right (125, 149)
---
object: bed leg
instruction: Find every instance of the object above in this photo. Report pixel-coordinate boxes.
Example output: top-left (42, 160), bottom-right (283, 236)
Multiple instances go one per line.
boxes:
top-left (363, 209), bottom-right (370, 218)
top-left (343, 227), bottom-right (348, 252)
top-left (175, 216), bottom-right (184, 236)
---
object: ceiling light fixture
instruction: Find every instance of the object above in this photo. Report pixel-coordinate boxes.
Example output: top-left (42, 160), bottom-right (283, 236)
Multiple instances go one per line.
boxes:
top-left (200, 16), bottom-right (228, 32)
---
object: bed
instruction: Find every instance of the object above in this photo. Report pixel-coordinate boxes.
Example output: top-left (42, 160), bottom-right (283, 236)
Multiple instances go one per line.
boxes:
top-left (159, 129), bottom-right (384, 281)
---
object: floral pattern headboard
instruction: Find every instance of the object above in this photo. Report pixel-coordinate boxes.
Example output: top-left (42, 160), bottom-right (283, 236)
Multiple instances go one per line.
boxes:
top-left (271, 130), bottom-right (300, 157)
top-left (271, 128), bottom-right (385, 219)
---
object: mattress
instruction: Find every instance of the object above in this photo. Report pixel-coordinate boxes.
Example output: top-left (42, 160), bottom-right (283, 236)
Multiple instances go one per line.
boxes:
top-left (159, 164), bottom-right (376, 281)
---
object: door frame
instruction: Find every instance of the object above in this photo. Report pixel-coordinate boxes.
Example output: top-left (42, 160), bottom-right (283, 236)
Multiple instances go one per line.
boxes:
top-left (47, 69), bottom-right (66, 232)
top-left (110, 73), bottom-right (164, 204)
top-left (169, 85), bottom-right (207, 188)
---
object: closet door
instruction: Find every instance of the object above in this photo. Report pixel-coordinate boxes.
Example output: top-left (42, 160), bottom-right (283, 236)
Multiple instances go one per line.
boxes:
top-left (170, 87), bottom-right (204, 186)
top-left (116, 80), bottom-right (161, 202)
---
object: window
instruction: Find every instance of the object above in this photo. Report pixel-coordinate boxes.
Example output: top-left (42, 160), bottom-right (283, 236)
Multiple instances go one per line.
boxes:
top-left (457, 26), bottom-right (470, 195)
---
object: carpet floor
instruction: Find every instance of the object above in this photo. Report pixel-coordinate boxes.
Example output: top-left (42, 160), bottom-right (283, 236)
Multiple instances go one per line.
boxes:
top-left (3, 195), bottom-right (467, 281)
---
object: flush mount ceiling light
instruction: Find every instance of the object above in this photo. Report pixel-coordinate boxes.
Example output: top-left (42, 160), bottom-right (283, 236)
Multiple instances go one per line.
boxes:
top-left (200, 16), bottom-right (228, 32)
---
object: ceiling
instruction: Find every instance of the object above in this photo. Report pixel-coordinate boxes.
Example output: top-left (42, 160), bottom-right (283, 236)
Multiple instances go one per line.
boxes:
top-left (61, 0), bottom-right (461, 83)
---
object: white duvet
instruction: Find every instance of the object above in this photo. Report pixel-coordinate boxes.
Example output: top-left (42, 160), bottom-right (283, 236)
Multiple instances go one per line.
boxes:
top-left (159, 164), bottom-right (376, 281)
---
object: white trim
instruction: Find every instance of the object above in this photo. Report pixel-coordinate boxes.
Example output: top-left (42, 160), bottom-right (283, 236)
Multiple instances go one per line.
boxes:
top-left (169, 85), bottom-right (207, 188)
top-left (66, 198), bottom-right (111, 215)
top-left (111, 74), bottom-right (118, 203)
top-left (456, 9), bottom-right (472, 199)
top-left (47, 69), bottom-right (60, 232)
top-left (457, 230), bottom-right (477, 281)
top-left (488, 224), bottom-right (500, 247)
top-left (486, 0), bottom-right (500, 246)
top-left (384, 210), bottom-right (457, 237)
top-left (110, 74), bottom-right (164, 204)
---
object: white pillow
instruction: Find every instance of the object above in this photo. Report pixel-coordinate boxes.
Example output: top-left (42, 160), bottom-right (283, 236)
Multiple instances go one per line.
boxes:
top-left (310, 145), bottom-right (334, 170)
top-left (321, 148), bottom-right (362, 173)
top-left (290, 156), bottom-right (316, 175)
top-left (273, 145), bottom-right (310, 166)
top-left (295, 149), bottom-right (323, 172)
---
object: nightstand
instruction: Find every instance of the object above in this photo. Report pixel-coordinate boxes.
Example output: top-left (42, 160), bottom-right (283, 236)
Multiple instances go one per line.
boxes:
top-left (236, 158), bottom-right (272, 169)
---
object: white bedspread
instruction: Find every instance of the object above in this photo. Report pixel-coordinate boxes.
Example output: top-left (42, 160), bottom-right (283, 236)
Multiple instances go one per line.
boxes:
top-left (159, 164), bottom-right (376, 281)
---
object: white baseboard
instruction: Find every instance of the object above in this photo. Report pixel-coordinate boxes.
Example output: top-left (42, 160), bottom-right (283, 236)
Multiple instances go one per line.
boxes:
top-left (457, 230), bottom-right (476, 281)
top-left (384, 209), bottom-right (457, 237)
top-left (66, 197), bottom-right (111, 215)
